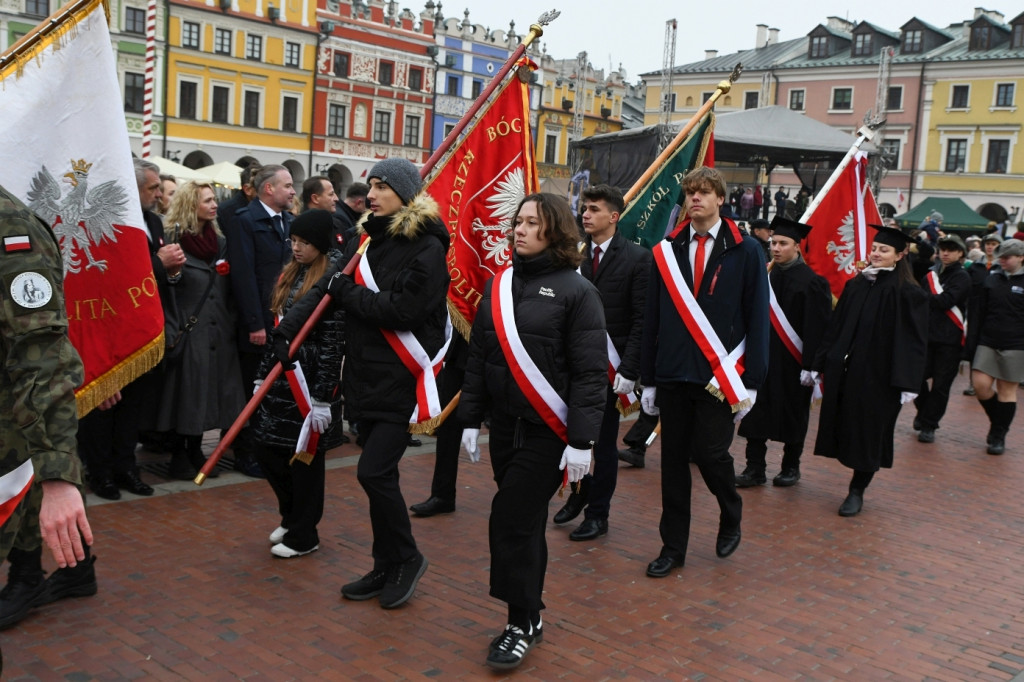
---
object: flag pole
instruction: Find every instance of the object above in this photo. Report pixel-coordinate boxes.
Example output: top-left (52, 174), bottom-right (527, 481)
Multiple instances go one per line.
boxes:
top-left (421, 10), bottom-right (559, 178)
top-left (0, 0), bottom-right (103, 70)
top-left (624, 63), bottom-right (742, 204)
top-left (800, 123), bottom-right (880, 223)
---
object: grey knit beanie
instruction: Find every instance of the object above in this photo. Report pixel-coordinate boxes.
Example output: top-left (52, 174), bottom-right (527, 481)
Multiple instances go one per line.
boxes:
top-left (368, 158), bottom-right (422, 204)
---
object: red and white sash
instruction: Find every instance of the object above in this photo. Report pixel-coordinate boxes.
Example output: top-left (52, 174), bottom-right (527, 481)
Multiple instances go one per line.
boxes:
top-left (652, 241), bottom-right (751, 411)
top-left (356, 251), bottom-right (452, 425)
top-left (0, 459), bottom-right (34, 529)
top-left (768, 280), bottom-right (803, 364)
top-left (492, 268), bottom-right (569, 442)
top-left (283, 360), bottom-right (321, 461)
top-left (606, 336), bottom-right (639, 415)
top-left (926, 270), bottom-right (966, 346)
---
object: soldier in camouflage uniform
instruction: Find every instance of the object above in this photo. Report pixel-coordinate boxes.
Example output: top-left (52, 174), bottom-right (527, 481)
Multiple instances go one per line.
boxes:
top-left (0, 183), bottom-right (97, 629)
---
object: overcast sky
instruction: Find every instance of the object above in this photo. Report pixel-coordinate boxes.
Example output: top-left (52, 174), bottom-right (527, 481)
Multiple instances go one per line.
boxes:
top-left (464, 1), bottom-right (993, 81)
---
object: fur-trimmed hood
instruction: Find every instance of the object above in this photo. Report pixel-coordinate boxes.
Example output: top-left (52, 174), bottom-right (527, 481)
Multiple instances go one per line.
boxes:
top-left (356, 192), bottom-right (445, 242)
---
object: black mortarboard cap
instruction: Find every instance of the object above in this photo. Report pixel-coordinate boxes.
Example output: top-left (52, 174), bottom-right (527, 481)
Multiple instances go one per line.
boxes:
top-left (769, 215), bottom-right (812, 242)
top-left (869, 224), bottom-right (911, 250)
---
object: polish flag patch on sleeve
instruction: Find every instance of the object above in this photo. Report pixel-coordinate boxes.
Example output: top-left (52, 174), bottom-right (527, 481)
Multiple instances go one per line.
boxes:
top-left (3, 236), bottom-right (32, 253)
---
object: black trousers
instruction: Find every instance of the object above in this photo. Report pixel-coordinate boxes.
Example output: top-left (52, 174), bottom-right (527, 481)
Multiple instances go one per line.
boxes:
top-left (235, 350), bottom-right (262, 457)
top-left (356, 420), bottom-right (419, 569)
top-left (255, 443), bottom-right (326, 552)
top-left (623, 409), bottom-right (658, 448)
top-left (744, 438), bottom-right (803, 472)
top-left (657, 383), bottom-right (742, 562)
top-left (915, 342), bottom-right (962, 429)
top-left (488, 415), bottom-right (563, 612)
top-left (426, 363), bottom-right (465, 501)
top-left (77, 375), bottom-right (147, 480)
top-left (583, 389), bottom-right (621, 521)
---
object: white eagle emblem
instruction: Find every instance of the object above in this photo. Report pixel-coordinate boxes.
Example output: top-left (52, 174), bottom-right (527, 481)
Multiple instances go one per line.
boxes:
top-left (26, 159), bottom-right (129, 274)
top-left (825, 210), bottom-right (859, 275)
top-left (470, 168), bottom-right (526, 268)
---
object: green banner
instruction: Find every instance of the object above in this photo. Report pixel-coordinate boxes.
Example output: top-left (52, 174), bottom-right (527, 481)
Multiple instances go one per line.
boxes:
top-left (618, 113), bottom-right (715, 249)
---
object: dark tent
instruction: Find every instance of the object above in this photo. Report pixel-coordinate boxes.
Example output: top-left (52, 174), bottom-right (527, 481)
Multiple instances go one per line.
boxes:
top-left (894, 197), bottom-right (991, 233)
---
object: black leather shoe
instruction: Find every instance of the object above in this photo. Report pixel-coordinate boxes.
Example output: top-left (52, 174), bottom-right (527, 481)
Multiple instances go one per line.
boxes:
top-left (0, 577), bottom-right (46, 630)
top-left (569, 518), bottom-right (608, 541)
top-left (646, 555), bottom-right (682, 578)
top-left (838, 491), bottom-right (863, 517)
top-left (918, 428), bottom-right (935, 443)
top-left (553, 492), bottom-right (587, 525)
top-left (912, 416), bottom-right (923, 431)
top-left (617, 447), bottom-right (645, 468)
top-left (409, 496), bottom-right (455, 517)
top-left (772, 468), bottom-right (800, 487)
top-left (735, 468), bottom-right (766, 488)
top-left (715, 527), bottom-right (741, 558)
top-left (408, 436), bottom-right (422, 447)
top-left (90, 477), bottom-right (120, 501)
top-left (114, 470), bottom-right (154, 496)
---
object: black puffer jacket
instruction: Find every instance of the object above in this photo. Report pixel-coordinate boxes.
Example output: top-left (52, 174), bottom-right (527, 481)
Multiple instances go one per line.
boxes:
top-left (458, 251), bottom-right (608, 449)
top-left (276, 194), bottom-right (451, 425)
top-left (255, 249), bottom-right (346, 450)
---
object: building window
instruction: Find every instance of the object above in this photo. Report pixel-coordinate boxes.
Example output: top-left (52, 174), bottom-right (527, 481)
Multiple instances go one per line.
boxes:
top-left (945, 139), bottom-right (967, 172)
top-left (669, 93), bottom-right (677, 111)
top-left (243, 91), bottom-right (260, 128)
top-left (246, 34), bottom-right (262, 61)
top-left (124, 72), bottom-right (145, 113)
top-left (379, 62), bottom-right (393, 86)
top-left (951, 85), bottom-right (970, 108)
top-left (810, 35), bottom-right (828, 58)
top-left (970, 25), bottom-right (991, 51)
top-left (544, 134), bottom-right (557, 164)
top-left (182, 21), bottom-right (200, 49)
top-left (215, 28), bottom-right (232, 55)
top-left (285, 42), bottom-right (300, 68)
top-left (881, 139), bottom-right (901, 169)
top-left (887, 86), bottom-right (903, 111)
top-left (1014, 24), bottom-right (1024, 49)
top-left (789, 89), bottom-right (805, 111)
top-left (852, 33), bottom-right (872, 56)
top-left (744, 91), bottom-right (758, 110)
top-left (125, 7), bottom-right (145, 35)
top-left (831, 87), bottom-right (852, 110)
top-left (25, 0), bottom-right (48, 16)
top-left (179, 81), bottom-right (197, 119)
top-left (212, 85), bottom-right (229, 123)
top-left (447, 75), bottom-right (459, 95)
top-left (902, 29), bottom-right (922, 53)
top-left (373, 111), bottom-right (391, 143)
top-left (404, 115), bottom-right (420, 146)
top-left (987, 140), bottom-right (1010, 173)
top-left (282, 96), bottom-right (298, 132)
top-left (701, 91), bottom-right (713, 104)
top-left (328, 104), bottom-right (346, 137)
top-left (471, 80), bottom-right (483, 99)
top-left (333, 52), bottom-right (349, 77)
top-left (996, 83), bottom-right (1015, 108)
top-left (408, 68), bottom-right (423, 91)
top-left (443, 123), bottom-right (456, 138)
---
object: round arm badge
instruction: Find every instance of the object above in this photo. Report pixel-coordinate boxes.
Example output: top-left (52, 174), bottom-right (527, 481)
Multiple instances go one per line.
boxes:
top-left (10, 271), bottom-right (54, 310)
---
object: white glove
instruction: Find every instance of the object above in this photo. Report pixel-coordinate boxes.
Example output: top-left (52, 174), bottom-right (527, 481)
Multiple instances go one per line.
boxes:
top-left (461, 428), bottom-right (481, 463)
top-left (799, 370), bottom-right (816, 387)
top-left (612, 373), bottom-right (636, 395)
top-left (900, 391), bottom-right (917, 405)
top-left (253, 379), bottom-right (263, 396)
top-left (641, 386), bottom-right (659, 416)
top-left (734, 388), bottom-right (757, 423)
top-left (309, 399), bottom-right (332, 433)
top-left (559, 445), bottom-right (591, 483)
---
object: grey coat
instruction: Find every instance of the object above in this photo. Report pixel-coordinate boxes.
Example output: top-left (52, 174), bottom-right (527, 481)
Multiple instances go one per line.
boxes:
top-left (154, 234), bottom-right (245, 435)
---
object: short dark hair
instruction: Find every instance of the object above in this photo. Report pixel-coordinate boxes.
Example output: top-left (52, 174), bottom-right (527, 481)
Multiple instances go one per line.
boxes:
top-left (346, 182), bottom-right (369, 199)
top-left (252, 164), bottom-right (287, 198)
top-left (682, 166), bottom-right (727, 199)
top-left (301, 176), bottom-right (332, 206)
top-left (581, 184), bottom-right (625, 213)
top-left (507, 193), bottom-right (583, 269)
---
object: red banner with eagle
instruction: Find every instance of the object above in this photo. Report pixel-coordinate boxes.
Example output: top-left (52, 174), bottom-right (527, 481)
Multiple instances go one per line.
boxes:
top-left (0, 0), bottom-right (165, 415)
top-left (424, 60), bottom-right (539, 338)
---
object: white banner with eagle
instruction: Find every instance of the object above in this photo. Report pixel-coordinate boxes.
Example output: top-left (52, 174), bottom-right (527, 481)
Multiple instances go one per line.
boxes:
top-left (0, 0), bottom-right (165, 415)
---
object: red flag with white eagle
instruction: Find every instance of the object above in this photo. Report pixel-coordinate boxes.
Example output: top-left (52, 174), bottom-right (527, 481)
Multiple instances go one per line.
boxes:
top-left (0, 0), bottom-right (165, 415)
top-left (424, 59), bottom-right (539, 339)
top-left (801, 151), bottom-right (881, 300)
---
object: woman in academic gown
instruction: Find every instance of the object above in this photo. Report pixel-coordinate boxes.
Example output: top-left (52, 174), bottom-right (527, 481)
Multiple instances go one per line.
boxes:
top-left (812, 226), bottom-right (929, 517)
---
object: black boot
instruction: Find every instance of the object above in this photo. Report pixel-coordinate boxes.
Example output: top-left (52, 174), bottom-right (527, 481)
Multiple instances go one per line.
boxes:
top-left (186, 435), bottom-right (218, 478)
top-left (617, 446), bottom-right (646, 468)
top-left (553, 476), bottom-right (590, 524)
top-left (168, 436), bottom-right (197, 480)
top-left (35, 545), bottom-right (98, 607)
top-left (979, 396), bottom-right (1000, 445)
top-left (0, 547), bottom-right (46, 630)
top-left (987, 401), bottom-right (1016, 455)
top-left (838, 488), bottom-right (864, 517)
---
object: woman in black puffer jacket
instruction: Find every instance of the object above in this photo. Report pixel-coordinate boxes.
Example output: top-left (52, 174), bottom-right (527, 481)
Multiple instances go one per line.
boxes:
top-left (254, 210), bottom-right (345, 559)
top-left (458, 193), bottom-right (607, 671)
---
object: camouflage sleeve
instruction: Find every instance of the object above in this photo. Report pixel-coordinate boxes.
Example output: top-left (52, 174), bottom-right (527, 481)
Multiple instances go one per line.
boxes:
top-left (0, 187), bottom-right (84, 484)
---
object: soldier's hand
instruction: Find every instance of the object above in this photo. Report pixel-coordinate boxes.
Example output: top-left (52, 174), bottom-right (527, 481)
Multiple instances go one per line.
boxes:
top-left (97, 390), bottom-right (122, 410)
top-left (39, 480), bottom-right (93, 569)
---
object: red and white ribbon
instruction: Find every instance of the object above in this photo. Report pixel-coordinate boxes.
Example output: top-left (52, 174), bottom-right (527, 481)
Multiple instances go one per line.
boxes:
top-left (768, 280), bottom-right (803, 364)
top-left (926, 270), bottom-right (966, 346)
top-left (0, 459), bottom-right (34, 529)
top-left (606, 335), bottom-right (638, 412)
top-left (282, 360), bottom-right (320, 459)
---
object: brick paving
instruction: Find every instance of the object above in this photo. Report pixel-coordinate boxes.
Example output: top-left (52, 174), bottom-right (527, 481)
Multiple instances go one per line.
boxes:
top-left (3, 373), bottom-right (1024, 680)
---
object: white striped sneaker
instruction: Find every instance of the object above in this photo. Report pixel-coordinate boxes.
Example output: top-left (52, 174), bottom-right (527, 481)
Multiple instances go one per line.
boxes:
top-left (486, 624), bottom-right (538, 670)
top-left (270, 543), bottom-right (318, 558)
top-left (268, 526), bottom-right (287, 544)
top-left (489, 617), bottom-right (543, 652)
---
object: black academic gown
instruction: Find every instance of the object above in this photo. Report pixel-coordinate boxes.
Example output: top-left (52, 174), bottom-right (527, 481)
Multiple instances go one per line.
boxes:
top-left (738, 259), bottom-right (831, 443)
top-left (812, 270), bottom-right (928, 471)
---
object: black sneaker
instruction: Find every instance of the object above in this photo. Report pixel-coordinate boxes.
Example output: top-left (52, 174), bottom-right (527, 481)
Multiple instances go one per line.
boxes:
top-left (486, 624), bottom-right (538, 670)
top-left (617, 447), bottom-right (645, 468)
top-left (33, 555), bottom-right (98, 607)
top-left (378, 554), bottom-right (428, 609)
top-left (490, 617), bottom-right (543, 652)
top-left (735, 467), bottom-right (767, 488)
top-left (341, 569), bottom-right (388, 601)
top-left (918, 428), bottom-right (935, 443)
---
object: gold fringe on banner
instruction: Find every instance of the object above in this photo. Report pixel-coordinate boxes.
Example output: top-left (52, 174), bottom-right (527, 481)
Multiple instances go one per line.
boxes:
top-left (0, 0), bottom-right (108, 83)
top-left (75, 331), bottom-right (165, 418)
top-left (616, 400), bottom-right (641, 418)
top-left (289, 451), bottom-right (315, 466)
top-left (408, 413), bottom-right (444, 436)
top-left (447, 298), bottom-right (472, 342)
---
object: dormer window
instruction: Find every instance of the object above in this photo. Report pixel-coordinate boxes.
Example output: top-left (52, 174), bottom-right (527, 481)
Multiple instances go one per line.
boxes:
top-left (853, 33), bottom-right (873, 56)
top-left (902, 29), bottom-right (922, 53)
top-left (970, 24), bottom-right (991, 50)
top-left (1013, 23), bottom-right (1023, 48)
top-left (810, 35), bottom-right (828, 58)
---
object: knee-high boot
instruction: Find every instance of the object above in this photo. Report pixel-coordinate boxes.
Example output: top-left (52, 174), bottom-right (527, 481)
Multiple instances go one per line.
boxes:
top-left (987, 401), bottom-right (1016, 455)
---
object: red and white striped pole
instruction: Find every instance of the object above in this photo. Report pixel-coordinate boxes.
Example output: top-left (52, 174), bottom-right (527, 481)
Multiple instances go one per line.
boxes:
top-left (141, 0), bottom-right (157, 158)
